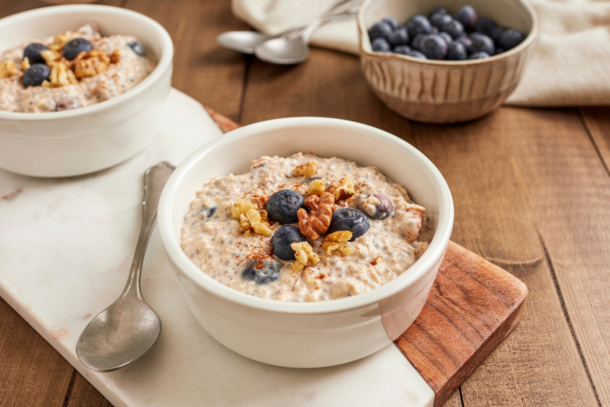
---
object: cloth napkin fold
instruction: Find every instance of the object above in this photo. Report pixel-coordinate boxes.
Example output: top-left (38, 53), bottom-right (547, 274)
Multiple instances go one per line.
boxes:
top-left (232, 0), bottom-right (610, 106)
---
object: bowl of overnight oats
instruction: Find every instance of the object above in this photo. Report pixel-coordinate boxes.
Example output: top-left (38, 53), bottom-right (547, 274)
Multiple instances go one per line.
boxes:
top-left (0, 5), bottom-right (173, 177)
top-left (158, 117), bottom-right (454, 368)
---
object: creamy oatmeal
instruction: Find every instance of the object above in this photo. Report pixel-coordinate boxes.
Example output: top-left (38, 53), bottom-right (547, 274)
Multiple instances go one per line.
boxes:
top-left (180, 153), bottom-right (430, 302)
top-left (0, 22), bottom-right (156, 113)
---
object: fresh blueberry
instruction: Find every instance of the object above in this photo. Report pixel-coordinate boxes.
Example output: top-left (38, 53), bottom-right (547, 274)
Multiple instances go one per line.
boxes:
top-left (430, 13), bottom-right (452, 29)
top-left (474, 17), bottom-right (497, 37)
top-left (206, 206), bottom-right (217, 217)
top-left (439, 31), bottom-right (453, 44)
top-left (388, 27), bottom-right (409, 47)
top-left (468, 32), bottom-right (495, 55)
top-left (406, 15), bottom-right (432, 37)
top-left (499, 28), bottom-right (525, 50)
top-left (300, 176), bottom-right (321, 185)
top-left (22, 64), bottom-right (50, 87)
top-left (428, 7), bottom-right (447, 18)
top-left (241, 259), bottom-right (281, 285)
top-left (372, 37), bottom-right (391, 52)
top-left (266, 190), bottom-right (305, 224)
top-left (440, 19), bottom-right (465, 38)
top-left (490, 26), bottom-right (507, 44)
top-left (494, 47), bottom-right (505, 55)
top-left (272, 225), bottom-right (307, 261)
top-left (453, 5), bottom-right (477, 32)
top-left (63, 38), bottom-right (93, 60)
top-left (55, 97), bottom-right (82, 111)
top-left (430, 26), bottom-right (439, 34)
top-left (328, 208), bottom-right (370, 241)
top-left (406, 50), bottom-right (427, 59)
top-left (128, 41), bottom-right (146, 57)
top-left (454, 35), bottom-right (472, 48)
top-left (420, 34), bottom-right (447, 60)
top-left (393, 45), bottom-right (412, 55)
top-left (23, 43), bottom-right (49, 64)
top-left (411, 34), bottom-right (427, 51)
top-left (382, 17), bottom-right (401, 31)
top-left (369, 21), bottom-right (393, 41)
top-left (468, 51), bottom-right (490, 59)
top-left (358, 193), bottom-right (394, 220)
top-left (447, 41), bottom-right (467, 60)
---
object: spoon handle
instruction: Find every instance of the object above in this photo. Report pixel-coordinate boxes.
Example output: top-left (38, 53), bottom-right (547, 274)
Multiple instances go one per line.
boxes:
top-left (121, 162), bottom-right (175, 300)
top-left (300, 0), bottom-right (362, 42)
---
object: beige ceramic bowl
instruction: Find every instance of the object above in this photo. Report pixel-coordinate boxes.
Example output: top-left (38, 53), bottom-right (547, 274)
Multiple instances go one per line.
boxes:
top-left (358, 0), bottom-right (538, 123)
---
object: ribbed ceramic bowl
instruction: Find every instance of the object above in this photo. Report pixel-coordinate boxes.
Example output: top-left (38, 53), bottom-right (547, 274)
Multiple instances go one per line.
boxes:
top-left (358, 0), bottom-right (538, 123)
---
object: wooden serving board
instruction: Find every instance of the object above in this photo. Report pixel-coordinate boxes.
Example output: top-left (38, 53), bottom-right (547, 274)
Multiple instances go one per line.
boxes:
top-left (205, 107), bottom-right (529, 407)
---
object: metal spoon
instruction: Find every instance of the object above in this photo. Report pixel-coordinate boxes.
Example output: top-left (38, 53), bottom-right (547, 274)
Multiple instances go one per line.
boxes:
top-left (254, 0), bottom-right (361, 64)
top-left (76, 162), bottom-right (175, 372)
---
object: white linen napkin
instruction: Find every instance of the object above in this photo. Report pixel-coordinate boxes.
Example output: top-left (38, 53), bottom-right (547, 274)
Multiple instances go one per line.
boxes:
top-left (232, 0), bottom-right (610, 106)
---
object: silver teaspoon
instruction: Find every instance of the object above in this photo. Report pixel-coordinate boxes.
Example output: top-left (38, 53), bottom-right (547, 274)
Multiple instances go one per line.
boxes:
top-left (76, 162), bottom-right (175, 372)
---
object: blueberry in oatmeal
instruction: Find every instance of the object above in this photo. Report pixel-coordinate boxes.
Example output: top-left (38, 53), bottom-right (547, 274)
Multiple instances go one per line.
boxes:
top-left (266, 190), bottom-right (305, 224)
top-left (22, 64), bottom-right (50, 87)
top-left (242, 259), bottom-right (281, 285)
top-left (55, 97), bottom-right (82, 111)
top-left (63, 38), bottom-right (93, 60)
top-left (128, 41), bottom-right (146, 57)
top-left (358, 193), bottom-right (394, 220)
top-left (328, 208), bottom-right (370, 241)
top-left (272, 225), bottom-right (307, 261)
top-left (23, 43), bottom-right (49, 64)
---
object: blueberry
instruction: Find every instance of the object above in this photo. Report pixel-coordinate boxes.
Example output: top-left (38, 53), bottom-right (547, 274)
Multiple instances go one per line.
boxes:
top-left (468, 51), bottom-right (490, 59)
top-left (430, 26), bottom-right (439, 34)
top-left (328, 208), bottom-right (370, 241)
top-left (23, 43), bottom-right (49, 65)
top-left (499, 28), bottom-right (525, 50)
top-left (369, 21), bottom-right (393, 41)
top-left (454, 35), bottom-right (472, 48)
top-left (241, 259), bottom-right (281, 285)
top-left (266, 190), bottom-right (305, 224)
top-left (468, 32), bottom-right (495, 55)
top-left (63, 38), bottom-right (93, 60)
top-left (428, 7), bottom-right (447, 18)
top-left (411, 34), bottom-right (427, 51)
top-left (446, 41), bottom-right (467, 60)
top-left (406, 15), bottom-right (432, 37)
top-left (372, 37), bottom-right (391, 52)
top-left (474, 17), bottom-right (497, 37)
top-left (382, 17), bottom-right (401, 31)
top-left (358, 193), bottom-right (394, 220)
top-left (206, 206), bottom-right (217, 217)
top-left (128, 41), bottom-right (146, 57)
top-left (490, 26), bottom-right (507, 44)
top-left (388, 27), bottom-right (409, 47)
top-left (439, 31), bottom-right (453, 45)
top-left (393, 45), bottom-right (411, 55)
top-left (55, 97), bottom-right (82, 111)
top-left (453, 6), bottom-right (477, 32)
top-left (406, 50), bottom-right (427, 59)
top-left (440, 19), bottom-right (465, 38)
top-left (272, 225), bottom-right (307, 261)
top-left (420, 34), bottom-right (447, 60)
top-left (494, 47), bottom-right (505, 55)
top-left (22, 64), bottom-right (50, 87)
top-left (430, 13), bottom-right (452, 29)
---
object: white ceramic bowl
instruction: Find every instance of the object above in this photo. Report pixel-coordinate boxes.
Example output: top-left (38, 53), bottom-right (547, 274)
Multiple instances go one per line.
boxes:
top-left (0, 5), bottom-right (173, 177)
top-left (158, 117), bottom-right (454, 368)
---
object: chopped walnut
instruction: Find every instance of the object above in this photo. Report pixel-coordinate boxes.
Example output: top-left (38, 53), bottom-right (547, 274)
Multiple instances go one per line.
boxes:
top-left (0, 60), bottom-right (17, 79)
top-left (40, 50), bottom-right (63, 66)
top-left (50, 31), bottom-right (80, 51)
top-left (291, 241), bottom-right (320, 273)
top-left (322, 231), bottom-right (354, 256)
top-left (294, 161), bottom-right (318, 177)
top-left (398, 203), bottom-right (426, 242)
top-left (230, 199), bottom-right (256, 218)
top-left (306, 178), bottom-right (326, 196)
top-left (21, 57), bottom-right (30, 71)
top-left (239, 209), bottom-right (272, 237)
top-left (297, 192), bottom-right (335, 240)
top-left (110, 49), bottom-right (121, 64)
top-left (72, 49), bottom-right (110, 79)
top-left (326, 176), bottom-right (355, 201)
top-left (42, 63), bottom-right (78, 88)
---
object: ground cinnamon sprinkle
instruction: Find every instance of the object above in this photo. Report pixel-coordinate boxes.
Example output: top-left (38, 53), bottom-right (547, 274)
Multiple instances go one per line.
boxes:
top-left (370, 256), bottom-right (380, 266)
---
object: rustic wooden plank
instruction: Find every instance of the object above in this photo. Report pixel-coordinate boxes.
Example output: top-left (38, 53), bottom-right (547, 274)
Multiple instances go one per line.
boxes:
top-left (579, 107), bottom-right (610, 173)
top-left (65, 374), bottom-right (112, 407)
top-left (412, 109), bottom-right (601, 406)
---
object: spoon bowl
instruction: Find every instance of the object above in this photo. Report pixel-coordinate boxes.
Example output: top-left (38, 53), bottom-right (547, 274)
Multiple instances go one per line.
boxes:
top-left (217, 31), bottom-right (273, 54)
top-left (255, 37), bottom-right (310, 65)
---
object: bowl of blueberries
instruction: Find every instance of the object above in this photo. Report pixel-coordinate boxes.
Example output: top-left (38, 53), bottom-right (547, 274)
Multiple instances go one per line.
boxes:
top-left (357, 0), bottom-right (538, 123)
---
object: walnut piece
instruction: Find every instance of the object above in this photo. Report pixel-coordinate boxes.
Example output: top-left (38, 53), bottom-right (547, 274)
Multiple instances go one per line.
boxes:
top-left (49, 31), bottom-right (80, 52)
top-left (231, 199), bottom-right (271, 237)
top-left (326, 176), bottom-right (355, 201)
top-left (40, 50), bottom-right (63, 66)
top-left (322, 231), bottom-right (354, 256)
top-left (297, 192), bottom-right (335, 240)
top-left (231, 199), bottom-right (256, 218)
top-left (294, 161), bottom-right (318, 177)
top-left (306, 178), bottom-right (326, 196)
top-left (72, 49), bottom-right (110, 79)
top-left (42, 63), bottom-right (78, 88)
top-left (0, 60), bottom-right (17, 79)
top-left (399, 203), bottom-right (425, 242)
top-left (21, 57), bottom-right (30, 71)
top-left (291, 241), bottom-right (320, 273)
top-left (110, 49), bottom-right (121, 64)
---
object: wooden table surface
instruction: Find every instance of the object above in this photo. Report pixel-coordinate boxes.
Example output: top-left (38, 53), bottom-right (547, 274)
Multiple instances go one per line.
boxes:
top-left (2, 1), bottom-right (610, 406)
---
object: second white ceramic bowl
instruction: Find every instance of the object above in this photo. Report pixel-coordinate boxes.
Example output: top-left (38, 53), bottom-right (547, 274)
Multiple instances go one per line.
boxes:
top-left (0, 5), bottom-right (173, 177)
top-left (158, 117), bottom-right (454, 368)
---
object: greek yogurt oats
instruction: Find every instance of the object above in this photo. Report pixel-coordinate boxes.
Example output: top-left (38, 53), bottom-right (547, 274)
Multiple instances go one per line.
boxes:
top-left (180, 153), bottom-right (431, 302)
top-left (0, 22), bottom-right (156, 113)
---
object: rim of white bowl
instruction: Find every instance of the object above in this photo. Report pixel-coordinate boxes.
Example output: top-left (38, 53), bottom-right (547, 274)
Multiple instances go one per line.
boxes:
top-left (158, 117), bottom-right (454, 314)
top-left (0, 5), bottom-right (173, 121)
top-left (357, 0), bottom-right (539, 66)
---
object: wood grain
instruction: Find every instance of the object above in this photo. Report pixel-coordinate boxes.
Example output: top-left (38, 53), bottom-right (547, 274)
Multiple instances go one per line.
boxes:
top-left (580, 107), bottom-right (610, 172)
